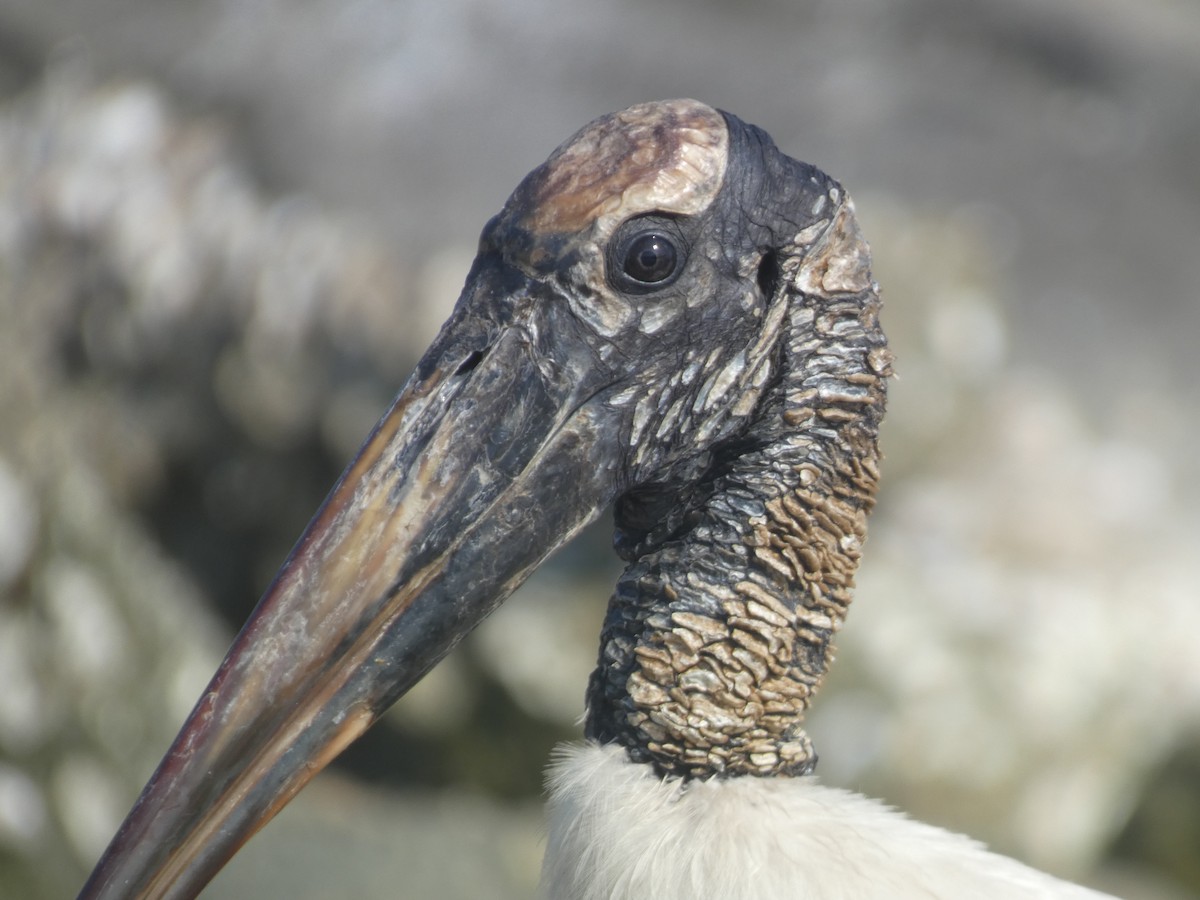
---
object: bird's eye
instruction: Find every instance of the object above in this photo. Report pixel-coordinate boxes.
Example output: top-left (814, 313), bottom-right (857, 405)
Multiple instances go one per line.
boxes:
top-left (608, 216), bottom-right (688, 294)
top-left (622, 233), bottom-right (678, 284)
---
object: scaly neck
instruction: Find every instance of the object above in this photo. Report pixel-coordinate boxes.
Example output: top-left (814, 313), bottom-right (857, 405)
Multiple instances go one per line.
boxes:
top-left (585, 201), bottom-right (890, 779)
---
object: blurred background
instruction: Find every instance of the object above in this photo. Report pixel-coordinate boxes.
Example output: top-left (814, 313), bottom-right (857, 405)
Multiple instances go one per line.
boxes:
top-left (0, 0), bottom-right (1197, 897)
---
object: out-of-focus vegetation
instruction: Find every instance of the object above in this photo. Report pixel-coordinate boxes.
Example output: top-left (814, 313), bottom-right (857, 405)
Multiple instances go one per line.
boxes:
top-left (0, 1), bottom-right (1197, 898)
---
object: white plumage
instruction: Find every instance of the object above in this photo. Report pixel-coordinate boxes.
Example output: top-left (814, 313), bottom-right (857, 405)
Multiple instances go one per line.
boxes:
top-left (542, 743), bottom-right (1115, 900)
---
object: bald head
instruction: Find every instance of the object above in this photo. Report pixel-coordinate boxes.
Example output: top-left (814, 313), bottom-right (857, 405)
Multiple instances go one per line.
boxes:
top-left (468, 99), bottom-right (848, 343)
top-left (512, 99), bottom-right (728, 239)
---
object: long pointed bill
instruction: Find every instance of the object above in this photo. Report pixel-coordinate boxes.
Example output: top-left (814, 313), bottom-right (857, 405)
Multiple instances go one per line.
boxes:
top-left (78, 266), bottom-right (620, 900)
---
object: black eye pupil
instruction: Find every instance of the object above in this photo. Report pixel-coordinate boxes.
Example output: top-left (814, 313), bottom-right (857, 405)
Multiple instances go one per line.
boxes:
top-left (623, 233), bottom-right (677, 283)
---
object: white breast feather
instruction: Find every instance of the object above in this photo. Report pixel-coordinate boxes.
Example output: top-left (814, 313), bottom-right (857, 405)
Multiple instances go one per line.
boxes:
top-left (541, 743), bottom-right (1115, 900)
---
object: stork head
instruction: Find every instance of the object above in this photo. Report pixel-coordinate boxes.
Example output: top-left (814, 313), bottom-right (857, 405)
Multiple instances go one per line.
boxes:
top-left (79, 100), bottom-right (888, 899)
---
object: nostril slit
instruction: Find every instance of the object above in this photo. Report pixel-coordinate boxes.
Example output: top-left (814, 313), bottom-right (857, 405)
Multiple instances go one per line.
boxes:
top-left (455, 349), bottom-right (485, 376)
top-left (756, 250), bottom-right (779, 299)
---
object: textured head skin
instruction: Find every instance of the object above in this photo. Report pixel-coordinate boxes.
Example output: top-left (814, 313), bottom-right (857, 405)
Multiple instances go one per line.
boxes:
top-left (511, 99), bottom-right (728, 241)
top-left (79, 100), bottom-right (888, 900)
top-left (439, 98), bottom-right (890, 779)
top-left (551, 102), bottom-right (892, 779)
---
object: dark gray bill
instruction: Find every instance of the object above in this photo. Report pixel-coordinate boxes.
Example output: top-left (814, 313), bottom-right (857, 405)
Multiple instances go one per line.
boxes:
top-left (78, 265), bottom-right (623, 900)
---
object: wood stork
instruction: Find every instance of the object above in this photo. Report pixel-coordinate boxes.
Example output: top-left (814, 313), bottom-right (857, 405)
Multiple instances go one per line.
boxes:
top-left (78, 99), bottom-right (1115, 899)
